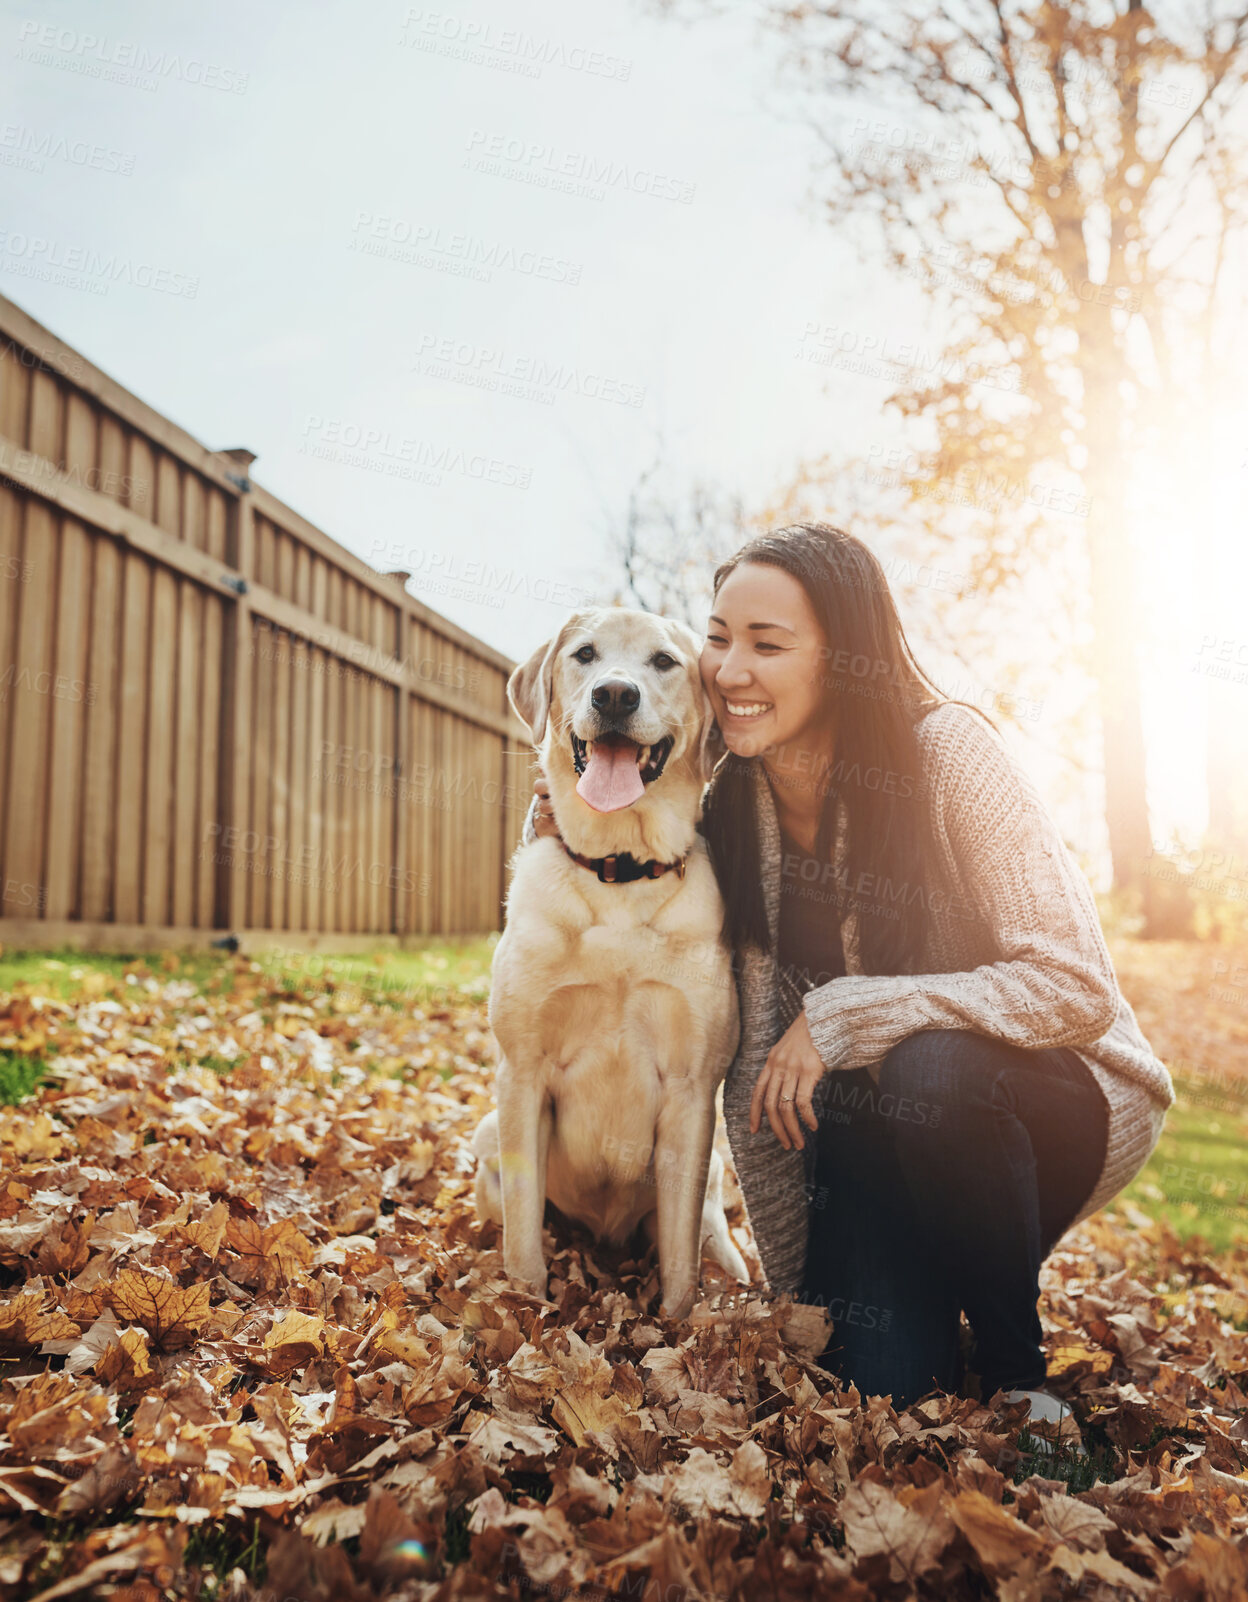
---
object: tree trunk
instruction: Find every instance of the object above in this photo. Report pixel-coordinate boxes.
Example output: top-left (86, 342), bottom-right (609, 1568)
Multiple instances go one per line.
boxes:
top-left (1207, 675), bottom-right (1248, 852)
top-left (1081, 373), bottom-right (1153, 902)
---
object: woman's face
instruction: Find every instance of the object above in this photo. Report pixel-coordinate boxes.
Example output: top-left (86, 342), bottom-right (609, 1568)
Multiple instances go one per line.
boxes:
top-left (699, 561), bottom-right (834, 761)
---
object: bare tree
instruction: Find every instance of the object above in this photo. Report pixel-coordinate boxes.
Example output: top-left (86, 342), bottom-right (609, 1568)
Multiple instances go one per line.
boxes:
top-left (607, 449), bottom-right (755, 626)
top-left (653, 0), bottom-right (1248, 907)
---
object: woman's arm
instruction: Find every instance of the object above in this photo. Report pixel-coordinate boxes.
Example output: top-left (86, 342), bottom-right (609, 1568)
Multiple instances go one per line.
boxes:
top-left (800, 706), bottom-right (1119, 1071)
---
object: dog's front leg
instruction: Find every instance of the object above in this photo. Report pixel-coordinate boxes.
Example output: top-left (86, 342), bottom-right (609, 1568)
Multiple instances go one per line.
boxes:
top-left (653, 1090), bottom-right (714, 1321)
top-left (495, 1060), bottom-right (552, 1299)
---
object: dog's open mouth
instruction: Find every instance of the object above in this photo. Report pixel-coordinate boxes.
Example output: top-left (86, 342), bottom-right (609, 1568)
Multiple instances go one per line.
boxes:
top-left (571, 732), bottom-right (675, 812)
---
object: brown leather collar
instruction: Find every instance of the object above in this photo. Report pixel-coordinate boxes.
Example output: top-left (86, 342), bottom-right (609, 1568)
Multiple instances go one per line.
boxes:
top-left (561, 842), bottom-right (687, 883)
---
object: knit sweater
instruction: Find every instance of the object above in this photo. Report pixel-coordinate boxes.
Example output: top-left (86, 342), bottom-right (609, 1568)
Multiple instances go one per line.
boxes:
top-left (521, 700), bottom-right (1175, 1299)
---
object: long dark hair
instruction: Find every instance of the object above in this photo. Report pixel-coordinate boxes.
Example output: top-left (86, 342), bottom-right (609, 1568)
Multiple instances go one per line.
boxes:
top-left (699, 523), bottom-right (1000, 977)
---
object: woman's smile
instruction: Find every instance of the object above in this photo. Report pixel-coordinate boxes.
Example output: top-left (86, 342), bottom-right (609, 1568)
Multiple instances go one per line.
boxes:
top-left (722, 699), bottom-right (774, 721)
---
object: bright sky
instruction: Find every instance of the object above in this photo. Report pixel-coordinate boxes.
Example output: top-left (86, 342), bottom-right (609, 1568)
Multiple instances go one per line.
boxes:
top-left (1, 0), bottom-right (1233, 869)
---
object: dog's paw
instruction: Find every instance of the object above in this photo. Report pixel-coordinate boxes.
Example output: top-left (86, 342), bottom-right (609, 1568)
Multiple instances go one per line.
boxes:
top-left (504, 1256), bottom-right (549, 1300)
top-left (660, 1284), bottom-right (697, 1322)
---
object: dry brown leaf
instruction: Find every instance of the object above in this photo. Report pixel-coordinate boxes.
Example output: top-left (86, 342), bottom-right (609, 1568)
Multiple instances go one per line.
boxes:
top-left (96, 1327), bottom-right (154, 1389)
top-left (183, 1199), bottom-right (229, 1259)
top-left (948, 1488), bottom-right (1051, 1576)
top-left (0, 1291), bottom-right (80, 1351)
top-left (550, 1382), bottom-right (629, 1447)
top-left (109, 1269), bottom-right (210, 1348)
top-left (263, 1310), bottom-right (325, 1374)
top-left (840, 1477), bottom-right (955, 1584)
top-left (0, 935), bottom-right (1242, 1599)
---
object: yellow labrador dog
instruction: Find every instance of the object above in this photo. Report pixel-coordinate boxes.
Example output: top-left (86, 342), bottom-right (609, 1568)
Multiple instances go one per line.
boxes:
top-left (471, 606), bottom-right (746, 1319)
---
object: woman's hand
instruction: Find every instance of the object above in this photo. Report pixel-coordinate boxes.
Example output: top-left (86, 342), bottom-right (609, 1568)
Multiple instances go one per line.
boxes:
top-left (532, 776), bottom-right (561, 840)
top-left (750, 1011), bottom-right (829, 1151)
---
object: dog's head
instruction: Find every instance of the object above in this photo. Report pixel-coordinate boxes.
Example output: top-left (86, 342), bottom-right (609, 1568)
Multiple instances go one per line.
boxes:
top-left (508, 607), bottom-right (720, 859)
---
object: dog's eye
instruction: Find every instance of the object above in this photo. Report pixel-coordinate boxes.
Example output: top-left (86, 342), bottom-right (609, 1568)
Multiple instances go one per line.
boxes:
top-left (651, 652), bottom-right (677, 670)
top-left (572, 644), bottom-right (596, 664)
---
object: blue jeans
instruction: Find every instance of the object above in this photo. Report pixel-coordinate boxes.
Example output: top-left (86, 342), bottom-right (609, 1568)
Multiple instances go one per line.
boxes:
top-left (797, 1028), bottom-right (1109, 1409)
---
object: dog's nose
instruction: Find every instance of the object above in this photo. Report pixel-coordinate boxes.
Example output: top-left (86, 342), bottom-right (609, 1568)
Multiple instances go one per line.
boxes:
top-left (591, 678), bottom-right (641, 716)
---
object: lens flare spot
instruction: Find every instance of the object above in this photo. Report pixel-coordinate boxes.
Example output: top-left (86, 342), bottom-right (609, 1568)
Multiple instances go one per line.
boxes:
top-left (498, 1151), bottom-right (537, 1187)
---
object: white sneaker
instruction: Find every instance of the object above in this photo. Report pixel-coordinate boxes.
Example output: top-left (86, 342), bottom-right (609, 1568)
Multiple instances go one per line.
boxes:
top-left (1002, 1387), bottom-right (1088, 1458)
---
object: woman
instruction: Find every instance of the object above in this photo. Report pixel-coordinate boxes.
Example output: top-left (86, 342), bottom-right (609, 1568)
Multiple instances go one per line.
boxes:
top-left (525, 523), bottom-right (1174, 1427)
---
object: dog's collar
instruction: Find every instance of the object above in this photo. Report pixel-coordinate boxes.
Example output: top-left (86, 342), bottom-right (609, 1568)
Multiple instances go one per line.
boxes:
top-left (561, 842), bottom-right (687, 884)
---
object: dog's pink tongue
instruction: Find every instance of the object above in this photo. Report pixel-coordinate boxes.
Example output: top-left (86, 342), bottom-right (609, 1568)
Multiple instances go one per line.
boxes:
top-left (576, 736), bottom-right (645, 812)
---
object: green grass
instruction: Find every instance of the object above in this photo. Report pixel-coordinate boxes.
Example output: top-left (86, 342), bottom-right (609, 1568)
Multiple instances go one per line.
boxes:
top-left (1117, 1067), bottom-right (1248, 1256)
top-left (0, 1048), bottom-right (47, 1105)
top-left (0, 938), bottom-right (498, 1011)
top-left (183, 1519), bottom-right (266, 1587)
top-left (254, 937), bottom-right (498, 1009)
top-left (0, 946), bottom-right (238, 1001)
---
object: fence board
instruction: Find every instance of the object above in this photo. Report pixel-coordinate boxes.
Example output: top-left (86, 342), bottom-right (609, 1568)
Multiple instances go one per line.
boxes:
top-left (271, 625), bottom-right (291, 930)
top-left (44, 518), bottom-right (90, 920)
top-left (4, 500), bottom-right (55, 918)
top-left (250, 620), bottom-right (274, 931)
top-left (143, 564), bottom-right (177, 926)
top-left (0, 486), bottom-right (22, 896)
top-left (0, 346), bottom-right (30, 441)
top-left (0, 293), bottom-right (526, 948)
top-left (172, 580), bottom-right (200, 928)
top-left (197, 595), bottom-right (222, 929)
top-left (288, 631), bottom-right (309, 932)
top-left (114, 553), bottom-right (148, 924)
top-left (312, 648), bottom-right (328, 934)
top-left (81, 535), bottom-right (120, 922)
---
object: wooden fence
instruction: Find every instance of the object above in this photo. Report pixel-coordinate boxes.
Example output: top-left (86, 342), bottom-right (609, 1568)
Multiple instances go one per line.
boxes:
top-left (0, 293), bottom-right (530, 952)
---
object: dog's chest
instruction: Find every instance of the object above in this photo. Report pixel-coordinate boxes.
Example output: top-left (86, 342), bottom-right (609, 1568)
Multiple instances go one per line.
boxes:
top-left (490, 846), bottom-right (735, 1076)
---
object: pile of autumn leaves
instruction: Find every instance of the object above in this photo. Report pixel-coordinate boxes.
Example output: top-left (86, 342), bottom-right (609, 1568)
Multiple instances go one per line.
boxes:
top-left (1, 955), bottom-right (1248, 1601)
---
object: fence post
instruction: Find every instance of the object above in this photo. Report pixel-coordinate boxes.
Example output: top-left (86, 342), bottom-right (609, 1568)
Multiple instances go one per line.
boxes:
top-left (218, 449), bottom-right (257, 935)
top-left (385, 569), bottom-right (412, 941)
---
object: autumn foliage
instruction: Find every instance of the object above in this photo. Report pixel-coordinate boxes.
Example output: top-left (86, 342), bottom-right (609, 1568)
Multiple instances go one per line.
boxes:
top-left (0, 949), bottom-right (1246, 1599)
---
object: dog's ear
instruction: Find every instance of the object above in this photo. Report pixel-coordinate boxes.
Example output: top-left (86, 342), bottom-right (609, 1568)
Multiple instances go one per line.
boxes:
top-left (507, 636), bottom-right (559, 746)
top-left (667, 619), bottom-right (724, 783)
top-left (507, 613), bottom-right (589, 746)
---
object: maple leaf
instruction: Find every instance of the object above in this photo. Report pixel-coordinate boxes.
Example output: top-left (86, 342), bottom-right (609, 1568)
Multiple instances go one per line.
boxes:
top-left (96, 1327), bottom-right (154, 1389)
top-left (551, 1383), bottom-right (629, 1448)
top-left (41, 1307), bottom-right (122, 1373)
top-left (0, 1292), bottom-right (80, 1352)
top-left (263, 1310), bottom-right (325, 1374)
top-left (183, 1198), bottom-right (229, 1258)
top-left (1, 1112), bottom-right (62, 1159)
top-left (666, 1447), bottom-right (745, 1520)
top-left (1031, 1492), bottom-right (1117, 1552)
top-left (0, 1213), bottom-right (52, 1264)
top-left (727, 1440), bottom-right (770, 1519)
top-left (1046, 1339), bottom-right (1115, 1381)
top-left (37, 1210), bottom-right (96, 1276)
top-left (467, 1401), bottom-right (560, 1463)
top-left (108, 1269), bottom-right (210, 1349)
top-left (358, 1487), bottom-right (438, 1585)
top-left (837, 1477), bottom-right (955, 1584)
top-left (54, 1443), bottom-right (141, 1518)
top-left (226, 1214), bottom-right (314, 1287)
top-left (948, 1488), bottom-right (1050, 1577)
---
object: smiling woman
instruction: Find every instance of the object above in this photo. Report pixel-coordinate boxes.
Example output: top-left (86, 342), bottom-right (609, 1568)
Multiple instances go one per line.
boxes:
top-left (694, 522), bottom-right (1175, 1421)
